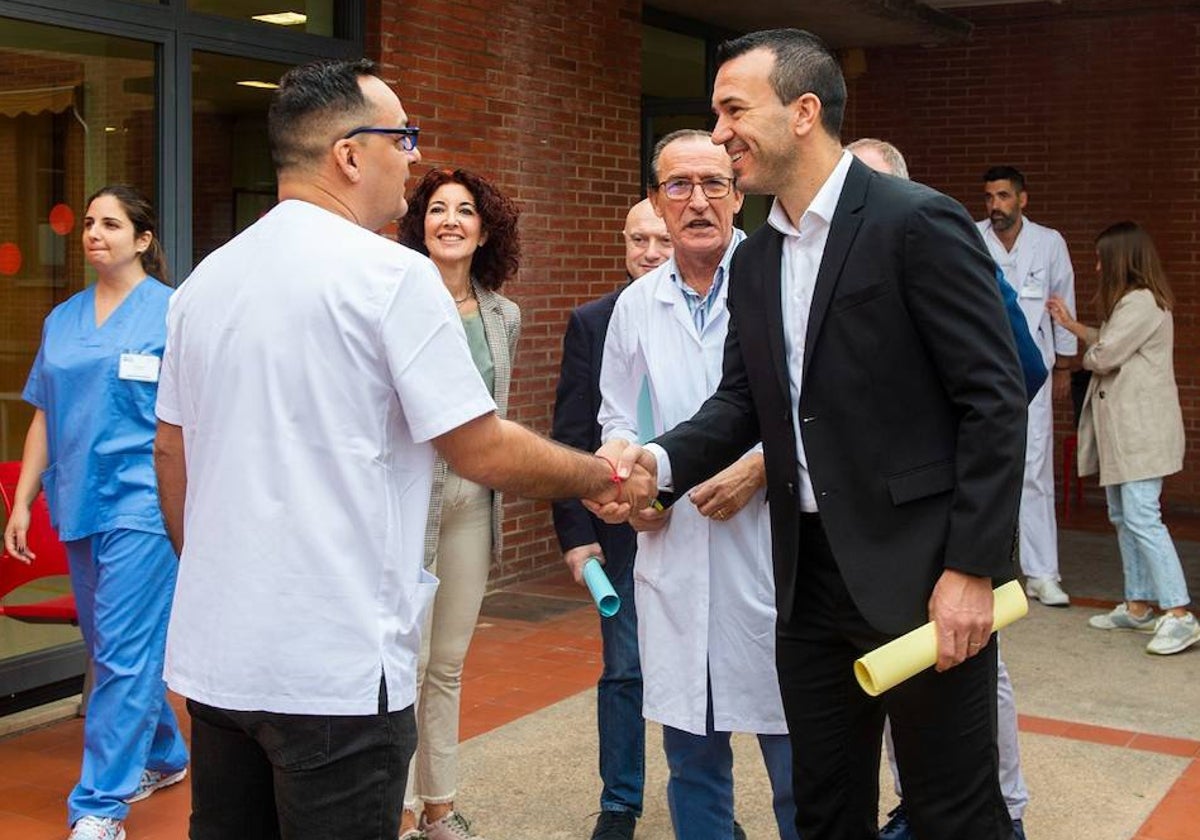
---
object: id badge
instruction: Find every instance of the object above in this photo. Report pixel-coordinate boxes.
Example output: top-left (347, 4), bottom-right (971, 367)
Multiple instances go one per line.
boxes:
top-left (1018, 269), bottom-right (1045, 300)
top-left (118, 352), bottom-right (161, 382)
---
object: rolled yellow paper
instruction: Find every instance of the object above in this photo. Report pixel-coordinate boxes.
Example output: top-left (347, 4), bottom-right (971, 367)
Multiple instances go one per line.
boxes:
top-left (854, 579), bottom-right (1028, 697)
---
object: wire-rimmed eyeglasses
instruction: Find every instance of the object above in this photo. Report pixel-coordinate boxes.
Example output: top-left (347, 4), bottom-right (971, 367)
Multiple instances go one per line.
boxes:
top-left (342, 126), bottom-right (420, 152)
top-left (653, 176), bottom-right (735, 201)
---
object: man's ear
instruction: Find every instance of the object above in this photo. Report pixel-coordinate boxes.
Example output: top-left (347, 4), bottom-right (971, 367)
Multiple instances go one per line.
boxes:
top-left (1018, 191), bottom-right (1028, 211)
top-left (333, 138), bottom-right (364, 184)
top-left (791, 93), bottom-right (823, 138)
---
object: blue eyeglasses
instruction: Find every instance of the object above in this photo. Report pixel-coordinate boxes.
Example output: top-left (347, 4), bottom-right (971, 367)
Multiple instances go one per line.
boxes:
top-left (342, 126), bottom-right (420, 152)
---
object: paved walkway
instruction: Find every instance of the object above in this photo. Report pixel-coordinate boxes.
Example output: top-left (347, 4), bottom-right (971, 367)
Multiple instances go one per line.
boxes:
top-left (1, 509), bottom-right (1197, 838)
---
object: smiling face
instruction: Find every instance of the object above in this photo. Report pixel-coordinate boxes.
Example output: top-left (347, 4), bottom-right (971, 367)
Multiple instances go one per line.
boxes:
top-left (649, 136), bottom-right (742, 263)
top-left (423, 181), bottom-right (488, 273)
top-left (711, 47), bottom-right (800, 196)
top-left (82, 194), bottom-right (151, 277)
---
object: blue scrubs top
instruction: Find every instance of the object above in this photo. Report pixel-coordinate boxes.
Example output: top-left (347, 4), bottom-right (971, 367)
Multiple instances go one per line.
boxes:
top-left (23, 278), bottom-right (172, 541)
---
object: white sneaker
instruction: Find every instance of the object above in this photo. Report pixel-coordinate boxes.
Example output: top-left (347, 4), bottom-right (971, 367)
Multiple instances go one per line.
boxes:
top-left (126, 766), bottom-right (188, 803)
top-left (1025, 577), bottom-right (1070, 607)
top-left (420, 810), bottom-right (487, 840)
top-left (1146, 612), bottom-right (1200, 655)
top-left (68, 816), bottom-right (126, 840)
top-left (1088, 603), bottom-right (1158, 632)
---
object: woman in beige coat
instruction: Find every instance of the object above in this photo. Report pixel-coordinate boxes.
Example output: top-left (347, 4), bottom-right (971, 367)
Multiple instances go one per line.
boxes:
top-left (1048, 221), bottom-right (1198, 656)
top-left (397, 168), bottom-right (522, 840)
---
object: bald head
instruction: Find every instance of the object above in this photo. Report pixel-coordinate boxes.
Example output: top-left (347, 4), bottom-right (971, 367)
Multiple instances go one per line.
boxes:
top-left (847, 138), bottom-right (909, 180)
top-left (623, 198), bottom-right (672, 278)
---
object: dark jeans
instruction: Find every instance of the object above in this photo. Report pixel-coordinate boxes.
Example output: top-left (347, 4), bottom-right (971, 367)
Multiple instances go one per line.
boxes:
top-left (597, 524), bottom-right (644, 814)
top-left (777, 513), bottom-right (1010, 840)
top-left (186, 681), bottom-right (417, 840)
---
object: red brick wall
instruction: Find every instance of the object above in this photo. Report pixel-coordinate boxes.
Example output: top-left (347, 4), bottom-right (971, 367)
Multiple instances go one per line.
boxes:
top-left (370, 0), bottom-right (643, 583)
top-left (843, 0), bottom-right (1200, 511)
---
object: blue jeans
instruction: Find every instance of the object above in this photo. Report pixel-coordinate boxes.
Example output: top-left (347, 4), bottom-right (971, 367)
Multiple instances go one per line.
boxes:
top-left (65, 530), bottom-right (188, 824)
top-left (1107, 478), bottom-right (1191, 609)
top-left (662, 695), bottom-right (799, 840)
top-left (597, 526), bottom-right (644, 814)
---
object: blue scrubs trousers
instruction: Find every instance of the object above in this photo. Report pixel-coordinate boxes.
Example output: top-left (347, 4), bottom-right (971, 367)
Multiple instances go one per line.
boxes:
top-left (65, 529), bottom-right (188, 824)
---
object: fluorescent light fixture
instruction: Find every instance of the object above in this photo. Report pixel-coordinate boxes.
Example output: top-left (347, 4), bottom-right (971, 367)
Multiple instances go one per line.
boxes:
top-left (236, 80), bottom-right (280, 90)
top-left (251, 11), bottom-right (307, 26)
top-left (104, 126), bottom-right (118, 133)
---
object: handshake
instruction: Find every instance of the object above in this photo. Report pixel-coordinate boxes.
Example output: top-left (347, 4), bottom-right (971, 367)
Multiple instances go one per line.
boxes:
top-left (582, 439), bottom-right (667, 530)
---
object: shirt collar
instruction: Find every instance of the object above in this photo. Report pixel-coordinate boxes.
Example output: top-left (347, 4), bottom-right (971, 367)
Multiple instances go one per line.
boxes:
top-left (767, 149), bottom-right (855, 238)
top-left (665, 226), bottom-right (747, 299)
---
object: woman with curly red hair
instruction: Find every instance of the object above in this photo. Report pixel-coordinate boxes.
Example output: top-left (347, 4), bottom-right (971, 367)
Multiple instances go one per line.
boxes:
top-left (396, 169), bottom-right (521, 840)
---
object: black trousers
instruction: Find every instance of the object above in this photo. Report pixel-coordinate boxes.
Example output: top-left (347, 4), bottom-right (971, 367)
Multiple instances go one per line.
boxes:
top-left (186, 680), bottom-right (417, 840)
top-left (776, 514), bottom-right (1011, 840)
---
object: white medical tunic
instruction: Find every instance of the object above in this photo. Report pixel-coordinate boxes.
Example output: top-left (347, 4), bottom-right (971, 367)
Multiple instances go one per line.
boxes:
top-left (156, 200), bottom-right (495, 715)
top-left (599, 231), bottom-right (786, 737)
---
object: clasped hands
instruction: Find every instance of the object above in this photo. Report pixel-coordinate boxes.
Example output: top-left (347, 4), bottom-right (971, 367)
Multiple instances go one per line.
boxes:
top-left (583, 439), bottom-right (663, 530)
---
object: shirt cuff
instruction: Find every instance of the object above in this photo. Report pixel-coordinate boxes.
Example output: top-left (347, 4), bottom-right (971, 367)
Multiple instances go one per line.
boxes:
top-left (644, 442), bottom-right (674, 493)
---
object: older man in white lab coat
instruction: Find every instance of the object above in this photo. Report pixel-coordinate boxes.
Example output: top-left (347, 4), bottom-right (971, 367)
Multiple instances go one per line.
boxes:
top-left (599, 129), bottom-right (797, 840)
top-left (978, 165), bottom-right (1077, 607)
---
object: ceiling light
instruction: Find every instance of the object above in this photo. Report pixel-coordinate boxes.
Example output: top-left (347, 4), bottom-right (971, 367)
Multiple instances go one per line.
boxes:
top-left (251, 11), bottom-right (307, 26)
top-left (236, 80), bottom-right (280, 90)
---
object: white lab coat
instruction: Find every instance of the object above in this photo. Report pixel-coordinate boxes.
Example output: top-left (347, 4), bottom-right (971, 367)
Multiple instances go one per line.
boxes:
top-left (978, 217), bottom-right (1077, 579)
top-left (598, 234), bottom-right (786, 737)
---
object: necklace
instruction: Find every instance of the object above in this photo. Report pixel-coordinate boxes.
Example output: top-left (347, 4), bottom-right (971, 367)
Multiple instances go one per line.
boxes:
top-left (452, 288), bottom-right (474, 305)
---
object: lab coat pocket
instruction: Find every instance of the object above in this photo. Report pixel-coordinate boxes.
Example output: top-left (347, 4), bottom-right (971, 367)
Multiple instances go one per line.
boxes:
top-left (632, 528), bottom-right (669, 588)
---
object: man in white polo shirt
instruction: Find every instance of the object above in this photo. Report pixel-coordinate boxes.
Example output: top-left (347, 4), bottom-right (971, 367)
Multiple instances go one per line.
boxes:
top-left (153, 58), bottom-right (651, 840)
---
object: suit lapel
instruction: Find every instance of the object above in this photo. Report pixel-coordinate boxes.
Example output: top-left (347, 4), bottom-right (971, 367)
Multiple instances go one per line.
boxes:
top-left (759, 230), bottom-right (790, 402)
top-left (476, 286), bottom-right (511, 416)
top-left (802, 159), bottom-right (870, 385)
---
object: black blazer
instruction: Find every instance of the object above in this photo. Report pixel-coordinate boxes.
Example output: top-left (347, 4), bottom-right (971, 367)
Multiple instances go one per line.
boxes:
top-left (551, 288), bottom-right (637, 560)
top-left (656, 159), bottom-right (1027, 634)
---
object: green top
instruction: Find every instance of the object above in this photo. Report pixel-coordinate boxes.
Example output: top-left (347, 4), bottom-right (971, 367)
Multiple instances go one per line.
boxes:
top-left (461, 310), bottom-right (495, 396)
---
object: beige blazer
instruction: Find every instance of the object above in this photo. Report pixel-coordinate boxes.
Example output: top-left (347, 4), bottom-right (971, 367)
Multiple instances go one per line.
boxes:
top-left (423, 285), bottom-right (521, 566)
top-left (1077, 288), bottom-right (1184, 486)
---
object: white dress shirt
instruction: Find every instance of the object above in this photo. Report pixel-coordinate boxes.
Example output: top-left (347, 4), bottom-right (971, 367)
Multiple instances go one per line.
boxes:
top-left (771, 150), bottom-right (855, 513)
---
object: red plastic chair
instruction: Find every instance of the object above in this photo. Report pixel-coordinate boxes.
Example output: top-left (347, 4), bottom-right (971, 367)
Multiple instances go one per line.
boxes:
top-left (0, 460), bottom-right (78, 624)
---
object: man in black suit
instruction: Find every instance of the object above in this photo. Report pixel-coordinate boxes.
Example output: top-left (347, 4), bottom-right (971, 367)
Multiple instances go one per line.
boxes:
top-left (551, 199), bottom-right (670, 840)
top-left (599, 29), bottom-right (1027, 840)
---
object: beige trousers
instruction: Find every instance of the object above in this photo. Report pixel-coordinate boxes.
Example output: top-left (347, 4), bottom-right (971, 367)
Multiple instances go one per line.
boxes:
top-left (405, 470), bottom-right (493, 808)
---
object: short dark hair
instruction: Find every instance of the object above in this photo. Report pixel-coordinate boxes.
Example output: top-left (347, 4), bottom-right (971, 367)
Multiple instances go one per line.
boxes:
top-left (983, 166), bottom-right (1026, 192)
top-left (716, 29), bottom-right (847, 139)
top-left (86, 184), bottom-right (169, 283)
top-left (268, 58), bottom-right (378, 173)
top-left (398, 168), bottom-right (522, 291)
top-left (650, 129), bottom-right (714, 183)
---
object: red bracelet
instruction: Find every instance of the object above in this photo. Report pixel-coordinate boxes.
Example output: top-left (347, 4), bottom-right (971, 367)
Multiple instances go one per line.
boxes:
top-left (595, 454), bottom-right (623, 503)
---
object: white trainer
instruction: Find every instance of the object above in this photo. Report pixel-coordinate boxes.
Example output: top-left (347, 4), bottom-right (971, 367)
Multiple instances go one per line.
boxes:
top-left (68, 816), bottom-right (126, 840)
top-left (1146, 612), bottom-right (1200, 655)
top-left (1025, 577), bottom-right (1070, 607)
top-left (126, 766), bottom-right (188, 803)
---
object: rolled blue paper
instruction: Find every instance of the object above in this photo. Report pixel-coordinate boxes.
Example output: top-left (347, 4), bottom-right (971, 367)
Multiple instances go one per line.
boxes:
top-left (582, 557), bottom-right (620, 618)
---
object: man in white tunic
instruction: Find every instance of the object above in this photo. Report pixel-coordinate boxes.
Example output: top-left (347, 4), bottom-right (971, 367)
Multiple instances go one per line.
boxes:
top-left (978, 166), bottom-right (1076, 607)
top-left (153, 58), bottom-right (652, 840)
top-left (599, 129), bottom-right (798, 840)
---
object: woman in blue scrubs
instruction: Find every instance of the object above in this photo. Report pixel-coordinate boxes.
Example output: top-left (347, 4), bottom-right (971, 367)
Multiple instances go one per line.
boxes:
top-left (4, 185), bottom-right (188, 840)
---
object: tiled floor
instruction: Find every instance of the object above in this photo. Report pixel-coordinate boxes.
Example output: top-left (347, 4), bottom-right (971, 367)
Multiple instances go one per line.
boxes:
top-left (1, 545), bottom-right (1198, 838)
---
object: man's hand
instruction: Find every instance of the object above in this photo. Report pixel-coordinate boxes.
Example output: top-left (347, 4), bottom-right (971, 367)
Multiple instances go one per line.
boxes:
top-left (629, 505), bottom-right (671, 532)
top-left (584, 440), bottom-right (658, 523)
top-left (563, 543), bottom-right (602, 584)
top-left (688, 453), bottom-right (764, 523)
top-left (928, 569), bottom-right (995, 672)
